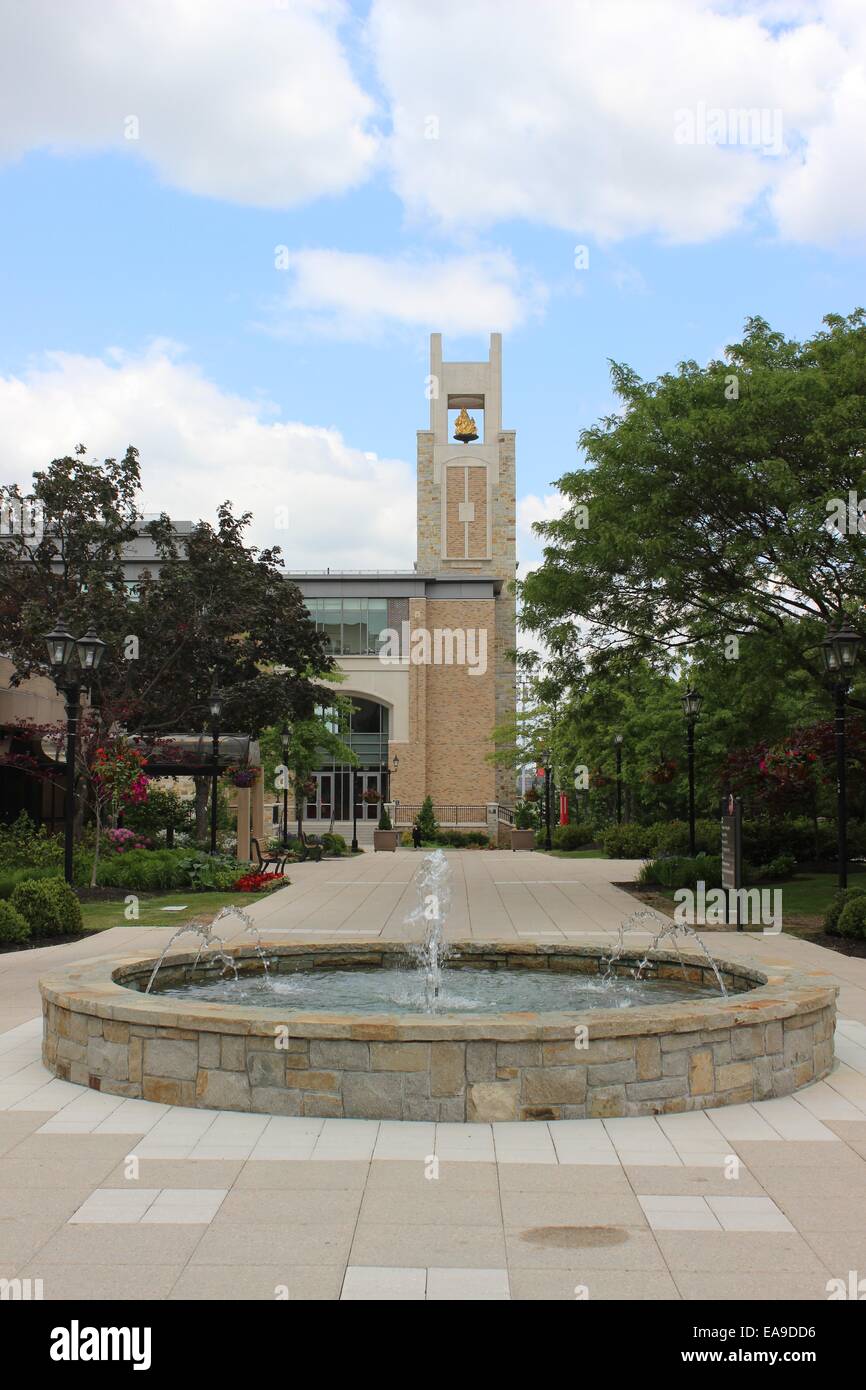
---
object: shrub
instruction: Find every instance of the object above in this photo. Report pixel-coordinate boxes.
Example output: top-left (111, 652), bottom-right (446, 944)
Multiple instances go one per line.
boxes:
top-left (0, 811), bottom-right (63, 870)
top-left (824, 886), bottom-right (866, 936)
top-left (322, 832), bottom-right (347, 856)
top-left (416, 796), bottom-right (439, 841)
top-left (647, 819), bottom-right (718, 857)
top-left (837, 894), bottom-right (866, 940)
top-left (600, 823), bottom-right (655, 858)
top-left (400, 830), bottom-right (413, 847)
top-left (513, 800), bottom-right (539, 830)
top-left (552, 823), bottom-right (594, 851)
top-left (0, 900), bottom-right (30, 943)
top-left (10, 878), bottom-right (82, 938)
top-left (767, 853), bottom-right (796, 880)
top-left (378, 806), bottom-right (393, 831)
top-left (0, 865), bottom-right (63, 899)
top-left (640, 854), bottom-right (723, 891)
top-left (434, 830), bottom-right (490, 848)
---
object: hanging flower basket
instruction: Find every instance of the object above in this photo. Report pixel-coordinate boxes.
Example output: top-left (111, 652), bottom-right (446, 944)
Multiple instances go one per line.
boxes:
top-left (362, 788), bottom-right (381, 804)
top-left (224, 764), bottom-right (259, 788)
top-left (300, 778), bottom-right (317, 798)
top-left (589, 770), bottom-right (610, 789)
top-left (523, 787), bottom-right (540, 802)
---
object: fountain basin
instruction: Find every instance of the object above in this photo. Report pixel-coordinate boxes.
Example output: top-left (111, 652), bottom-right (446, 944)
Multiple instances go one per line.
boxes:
top-left (39, 942), bottom-right (837, 1121)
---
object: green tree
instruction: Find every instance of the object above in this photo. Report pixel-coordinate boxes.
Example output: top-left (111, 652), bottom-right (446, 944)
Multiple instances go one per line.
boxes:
top-left (521, 311), bottom-right (866, 691)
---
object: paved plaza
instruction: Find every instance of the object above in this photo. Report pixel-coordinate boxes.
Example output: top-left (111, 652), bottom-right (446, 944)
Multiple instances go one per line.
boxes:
top-left (2, 851), bottom-right (866, 1301)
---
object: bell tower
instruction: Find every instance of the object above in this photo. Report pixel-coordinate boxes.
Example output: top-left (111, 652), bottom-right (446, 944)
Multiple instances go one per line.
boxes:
top-left (416, 333), bottom-right (517, 805)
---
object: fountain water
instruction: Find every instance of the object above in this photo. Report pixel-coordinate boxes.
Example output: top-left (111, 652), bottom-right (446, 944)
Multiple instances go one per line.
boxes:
top-left (601, 907), bottom-right (728, 997)
top-left (405, 850), bottom-right (453, 1011)
top-left (144, 905), bottom-right (268, 995)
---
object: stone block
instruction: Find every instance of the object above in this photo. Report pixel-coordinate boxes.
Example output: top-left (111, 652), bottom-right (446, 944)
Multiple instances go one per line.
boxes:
top-left (287, 1070), bottom-right (340, 1094)
top-left (370, 1042), bottom-right (430, 1072)
top-left (103, 1021), bottom-right (129, 1044)
top-left (220, 1036), bottom-right (246, 1071)
top-left (309, 1039), bottom-right (369, 1070)
top-left (496, 1042), bottom-right (541, 1067)
top-left (688, 1049), bottom-right (714, 1096)
top-left (716, 1061), bottom-right (753, 1092)
top-left (86, 1037), bottom-right (128, 1082)
top-left (142, 1038), bottom-right (198, 1081)
top-left (195, 1068), bottom-right (251, 1111)
top-left (466, 1081), bottom-right (519, 1122)
top-left (301, 1093), bottom-right (343, 1118)
top-left (247, 1052), bottom-right (287, 1087)
top-left (587, 1060), bottom-right (636, 1086)
top-left (731, 1025), bottom-right (762, 1060)
top-left (342, 1072), bottom-right (404, 1120)
top-left (523, 1066), bottom-right (587, 1106)
top-left (143, 1076), bottom-right (195, 1106)
top-left (466, 1041), bottom-right (496, 1081)
top-left (587, 1085), bottom-right (626, 1118)
top-left (635, 1036), bottom-right (661, 1080)
top-left (430, 1042), bottom-right (465, 1097)
top-left (198, 1033), bottom-right (221, 1068)
top-left (250, 1087), bottom-right (300, 1116)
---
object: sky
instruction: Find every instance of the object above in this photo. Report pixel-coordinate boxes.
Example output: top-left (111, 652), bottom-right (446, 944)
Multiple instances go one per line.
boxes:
top-left (1, 0), bottom-right (864, 574)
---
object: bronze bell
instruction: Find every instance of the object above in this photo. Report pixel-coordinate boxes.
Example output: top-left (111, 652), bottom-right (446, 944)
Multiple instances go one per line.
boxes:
top-left (453, 407), bottom-right (478, 443)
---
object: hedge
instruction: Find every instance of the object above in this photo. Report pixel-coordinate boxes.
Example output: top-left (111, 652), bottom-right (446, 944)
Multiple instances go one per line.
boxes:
top-left (10, 878), bottom-right (82, 938)
top-left (0, 900), bottom-right (30, 943)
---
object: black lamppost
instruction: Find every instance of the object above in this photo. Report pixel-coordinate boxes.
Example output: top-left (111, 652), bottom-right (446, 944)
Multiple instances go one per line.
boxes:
top-left (44, 619), bottom-right (107, 884)
top-left (614, 733), bottom-right (624, 825)
top-left (542, 750), bottom-right (552, 850)
top-left (681, 689), bottom-right (703, 856)
top-left (208, 680), bottom-right (222, 855)
top-left (280, 724), bottom-right (290, 847)
top-left (820, 626), bottom-right (863, 888)
top-left (351, 769), bottom-right (360, 853)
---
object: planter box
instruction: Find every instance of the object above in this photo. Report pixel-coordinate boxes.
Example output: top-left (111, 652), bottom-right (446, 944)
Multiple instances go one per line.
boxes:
top-left (373, 829), bottom-right (399, 853)
top-left (511, 829), bottom-right (536, 852)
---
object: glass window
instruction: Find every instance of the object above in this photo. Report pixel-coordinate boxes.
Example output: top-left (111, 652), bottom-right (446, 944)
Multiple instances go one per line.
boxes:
top-left (342, 598), bottom-right (364, 655)
top-left (321, 599), bottom-right (341, 653)
top-left (367, 600), bottom-right (389, 652)
top-left (304, 598), bottom-right (321, 626)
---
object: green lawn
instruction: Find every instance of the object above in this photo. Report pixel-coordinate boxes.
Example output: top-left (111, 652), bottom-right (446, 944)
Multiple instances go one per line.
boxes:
top-left (79, 890), bottom-right (277, 933)
top-left (637, 869), bottom-right (866, 924)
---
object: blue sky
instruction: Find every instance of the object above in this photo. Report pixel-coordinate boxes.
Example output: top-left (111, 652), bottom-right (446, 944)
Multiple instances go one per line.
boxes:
top-left (1, 0), bottom-right (864, 569)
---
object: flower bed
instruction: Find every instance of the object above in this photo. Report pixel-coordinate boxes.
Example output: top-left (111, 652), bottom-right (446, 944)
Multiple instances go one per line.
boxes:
top-left (232, 872), bottom-right (286, 893)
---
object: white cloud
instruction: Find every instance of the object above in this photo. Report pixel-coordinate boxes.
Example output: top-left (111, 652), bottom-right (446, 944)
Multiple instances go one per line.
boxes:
top-left (0, 0), bottom-right (378, 207)
top-left (370, 0), bottom-right (852, 244)
top-left (267, 249), bottom-right (546, 338)
top-left (0, 344), bottom-right (416, 570)
top-left (518, 491), bottom-right (567, 571)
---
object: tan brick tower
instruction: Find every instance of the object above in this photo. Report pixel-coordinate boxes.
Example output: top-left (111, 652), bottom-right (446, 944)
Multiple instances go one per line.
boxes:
top-left (416, 333), bottom-right (517, 806)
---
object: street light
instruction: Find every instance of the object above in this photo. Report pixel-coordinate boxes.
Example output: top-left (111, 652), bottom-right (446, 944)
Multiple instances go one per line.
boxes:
top-left (820, 626), bottom-right (863, 888)
top-left (681, 689), bottom-right (703, 856)
top-left (43, 617), bottom-right (107, 884)
top-left (614, 733), bottom-right (624, 825)
top-left (281, 724), bottom-right (290, 848)
top-left (542, 749), bottom-right (552, 851)
top-left (208, 679), bottom-right (222, 855)
top-left (351, 768), bottom-right (360, 854)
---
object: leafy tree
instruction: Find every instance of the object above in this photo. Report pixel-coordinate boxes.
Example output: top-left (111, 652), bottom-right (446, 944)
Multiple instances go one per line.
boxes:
top-left (416, 796), bottom-right (439, 841)
top-left (1, 448), bottom-right (334, 838)
top-left (521, 312), bottom-right (866, 694)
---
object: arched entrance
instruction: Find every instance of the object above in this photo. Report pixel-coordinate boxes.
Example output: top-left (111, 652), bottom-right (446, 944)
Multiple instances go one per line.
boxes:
top-left (306, 697), bottom-right (390, 822)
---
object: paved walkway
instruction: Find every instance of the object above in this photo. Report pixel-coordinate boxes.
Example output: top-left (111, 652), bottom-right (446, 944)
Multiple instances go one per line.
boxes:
top-left (2, 851), bottom-right (866, 1300)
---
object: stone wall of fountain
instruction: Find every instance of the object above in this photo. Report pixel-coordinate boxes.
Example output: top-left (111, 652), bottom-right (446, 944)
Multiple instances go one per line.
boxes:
top-left (39, 938), bottom-right (836, 1121)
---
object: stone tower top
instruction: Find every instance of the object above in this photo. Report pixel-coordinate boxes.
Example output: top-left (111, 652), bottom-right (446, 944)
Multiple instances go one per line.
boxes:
top-left (428, 332), bottom-right (502, 443)
top-left (417, 332), bottom-right (515, 579)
